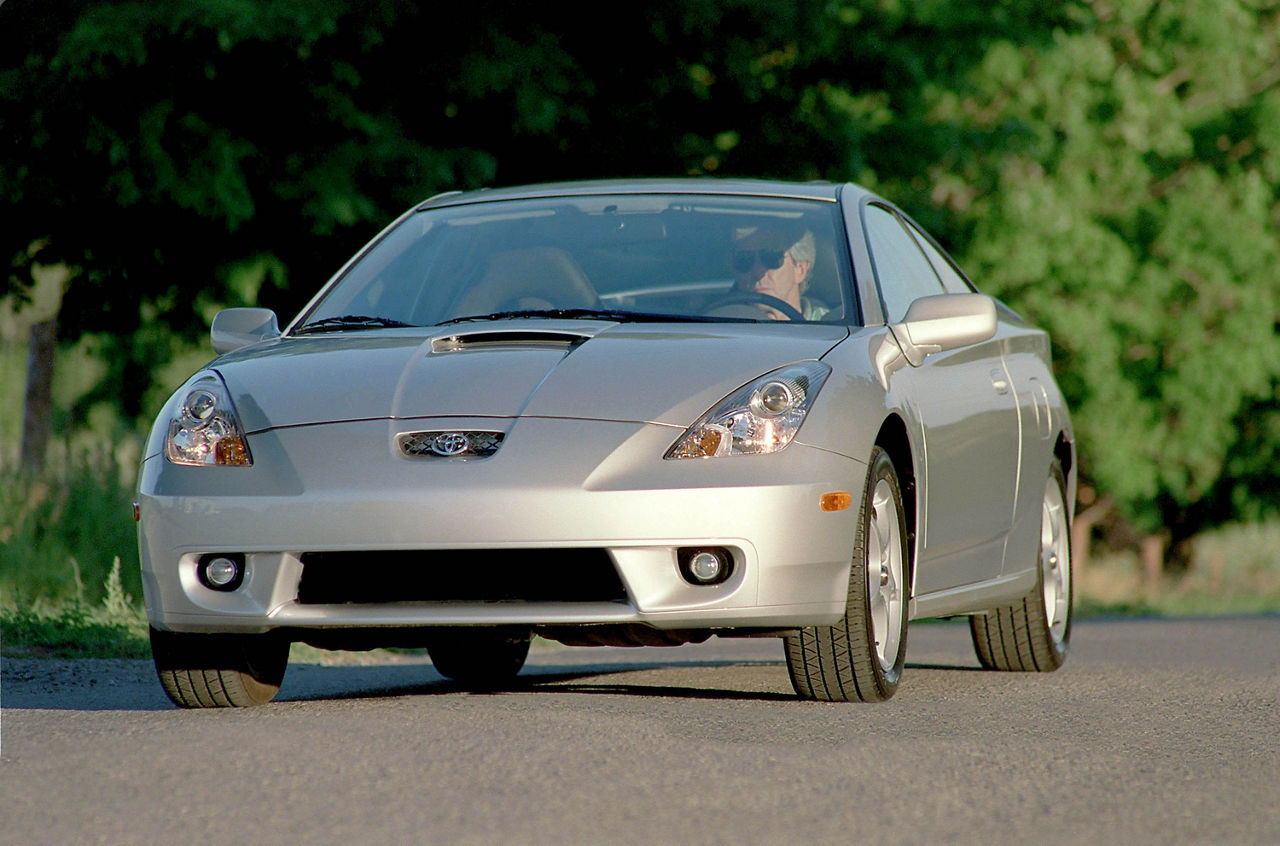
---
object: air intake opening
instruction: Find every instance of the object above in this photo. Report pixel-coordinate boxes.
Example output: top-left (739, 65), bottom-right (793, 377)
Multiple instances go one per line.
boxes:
top-left (297, 549), bottom-right (627, 604)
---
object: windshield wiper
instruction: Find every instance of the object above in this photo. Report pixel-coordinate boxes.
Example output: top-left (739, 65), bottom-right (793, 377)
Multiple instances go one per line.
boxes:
top-left (294, 315), bottom-right (416, 335)
top-left (435, 308), bottom-right (724, 326)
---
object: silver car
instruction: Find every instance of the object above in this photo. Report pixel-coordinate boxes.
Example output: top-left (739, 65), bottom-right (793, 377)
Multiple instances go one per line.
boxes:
top-left (137, 179), bottom-right (1075, 707)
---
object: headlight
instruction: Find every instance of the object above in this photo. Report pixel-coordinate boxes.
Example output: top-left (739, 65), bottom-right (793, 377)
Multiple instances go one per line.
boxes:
top-left (164, 373), bottom-right (253, 466)
top-left (665, 361), bottom-right (831, 459)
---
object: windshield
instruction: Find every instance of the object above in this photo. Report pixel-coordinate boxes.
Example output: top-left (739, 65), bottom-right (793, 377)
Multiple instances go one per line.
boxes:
top-left (295, 194), bottom-right (856, 330)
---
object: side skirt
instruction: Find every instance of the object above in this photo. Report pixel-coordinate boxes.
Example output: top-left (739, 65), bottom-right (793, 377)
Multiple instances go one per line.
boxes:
top-left (909, 567), bottom-right (1037, 620)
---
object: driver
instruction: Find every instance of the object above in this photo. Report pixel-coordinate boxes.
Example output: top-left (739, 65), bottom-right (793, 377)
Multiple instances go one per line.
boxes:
top-left (731, 225), bottom-right (829, 320)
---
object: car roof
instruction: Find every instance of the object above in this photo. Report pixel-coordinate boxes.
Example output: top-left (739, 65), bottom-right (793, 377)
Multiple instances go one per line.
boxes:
top-left (418, 178), bottom-right (859, 209)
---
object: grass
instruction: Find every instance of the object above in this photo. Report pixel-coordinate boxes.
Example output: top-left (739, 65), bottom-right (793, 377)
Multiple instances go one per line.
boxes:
top-left (4, 289), bottom-right (1280, 657)
top-left (2, 463), bottom-right (1278, 659)
top-left (0, 463), bottom-right (144, 607)
top-left (1, 558), bottom-right (149, 658)
top-left (1, 605), bottom-right (150, 659)
top-left (4, 525), bottom-right (1279, 660)
top-left (1077, 521), bottom-right (1280, 617)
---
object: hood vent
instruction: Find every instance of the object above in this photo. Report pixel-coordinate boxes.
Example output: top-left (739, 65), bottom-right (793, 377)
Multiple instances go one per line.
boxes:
top-left (431, 330), bottom-right (589, 353)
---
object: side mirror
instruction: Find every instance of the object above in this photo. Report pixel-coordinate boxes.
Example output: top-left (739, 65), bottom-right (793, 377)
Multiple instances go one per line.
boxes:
top-left (891, 293), bottom-right (997, 366)
top-left (211, 308), bottom-right (281, 354)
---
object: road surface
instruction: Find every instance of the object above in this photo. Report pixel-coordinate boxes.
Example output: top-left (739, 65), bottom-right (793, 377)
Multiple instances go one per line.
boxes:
top-left (2, 617), bottom-right (1278, 844)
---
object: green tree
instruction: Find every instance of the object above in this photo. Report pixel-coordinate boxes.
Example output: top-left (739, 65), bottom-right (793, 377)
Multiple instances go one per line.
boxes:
top-left (943, 0), bottom-right (1280, 566)
top-left (0, 0), bottom-right (1065, 423)
top-left (3, 0), bottom-right (1276, 569)
top-left (2, 1), bottom-right (471, 422)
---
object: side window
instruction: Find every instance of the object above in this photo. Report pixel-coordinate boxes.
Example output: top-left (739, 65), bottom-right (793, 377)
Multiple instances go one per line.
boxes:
top-left (908, 222), bottom-right (974, 295)
top-left (862, 205), bottom-right (945, 323)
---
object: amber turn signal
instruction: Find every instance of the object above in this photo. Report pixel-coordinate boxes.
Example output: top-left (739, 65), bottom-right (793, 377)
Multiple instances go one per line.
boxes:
top-left (820, 491), bottom-right (852, 512)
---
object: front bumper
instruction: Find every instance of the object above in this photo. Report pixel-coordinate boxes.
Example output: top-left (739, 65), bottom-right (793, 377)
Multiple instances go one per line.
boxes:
top-left (138, 417), bottom-right (865, 634)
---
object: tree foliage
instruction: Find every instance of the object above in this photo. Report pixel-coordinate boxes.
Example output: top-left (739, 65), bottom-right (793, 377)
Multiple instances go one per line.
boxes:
top-left (947, 0), bottom-right (1280, 545)
top-left (2, 0), bottom-right (1278, 551)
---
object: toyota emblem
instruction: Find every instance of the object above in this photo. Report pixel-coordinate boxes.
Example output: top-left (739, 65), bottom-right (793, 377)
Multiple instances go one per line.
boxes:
top-left (430, 432), bottom-right (470, 456)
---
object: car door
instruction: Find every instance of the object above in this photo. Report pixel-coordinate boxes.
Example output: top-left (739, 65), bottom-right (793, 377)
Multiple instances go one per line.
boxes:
top-left (907, 219), bottom-right (1047, 577)
top-left (862, 203), bottom-right (1021, 594)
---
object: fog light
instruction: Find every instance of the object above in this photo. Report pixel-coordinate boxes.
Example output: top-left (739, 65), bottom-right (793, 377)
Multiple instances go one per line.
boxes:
top-left (678, 548), bottom-right (733, 586)
top-left (690, 552), bottom-right (721, 581)
top-left (198, 554), bottom-right (245, 591)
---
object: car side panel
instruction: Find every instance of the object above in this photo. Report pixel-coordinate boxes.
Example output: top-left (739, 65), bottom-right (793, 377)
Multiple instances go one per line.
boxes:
top-left (895, 328), bottom-right (1020, 594)
top-left (1000, 320), bottom-right (1076, 576)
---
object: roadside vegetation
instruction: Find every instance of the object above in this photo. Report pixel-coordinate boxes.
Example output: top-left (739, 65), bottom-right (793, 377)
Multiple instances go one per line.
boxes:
top-left (2, 2), bottom-right (1279, 658)
top-left (1, 555), bottom-right (149, 659)
top-left (2, 461), bottom-right (1277, 659)
top-left (1077, 521), bottom-right (1280, 617)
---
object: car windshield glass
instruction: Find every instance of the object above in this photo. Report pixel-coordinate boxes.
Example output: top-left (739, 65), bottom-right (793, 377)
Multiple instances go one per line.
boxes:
top-left (296, 194), bottom-right (855, 330)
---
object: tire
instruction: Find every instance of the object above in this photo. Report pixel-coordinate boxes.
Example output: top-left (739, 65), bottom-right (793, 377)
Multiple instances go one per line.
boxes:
top-left (784, 446), bottom-right (909, 702)
top-left (970, 459), bottom-right (1072, 671)
top-left (150, 627), bottom-right (289, 708)
top-left (427, 628), bottom-right (531, 686)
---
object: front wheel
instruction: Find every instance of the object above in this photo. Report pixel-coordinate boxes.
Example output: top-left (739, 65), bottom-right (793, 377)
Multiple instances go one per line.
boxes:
top-left (150, 627), bottom-right (290, 708)
top-left (970, 459), bottom-right (1072, 671)
top-left (784, 446), bottom-right (909, 702)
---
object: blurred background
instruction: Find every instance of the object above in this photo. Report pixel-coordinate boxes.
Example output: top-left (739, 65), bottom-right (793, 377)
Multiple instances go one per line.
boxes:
top-left (2, 0), bottom-right (1278, 627)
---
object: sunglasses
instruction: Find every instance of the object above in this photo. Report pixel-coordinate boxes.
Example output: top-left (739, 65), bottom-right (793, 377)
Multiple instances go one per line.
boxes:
top-left (732, 248), bottom-right (788, 272)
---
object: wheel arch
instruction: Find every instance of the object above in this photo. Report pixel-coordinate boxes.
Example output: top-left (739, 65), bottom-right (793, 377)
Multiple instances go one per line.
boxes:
top-left (1053, 430), bottom-right (1076, 520)
top-left (874, 413), bottom-right (917, 593)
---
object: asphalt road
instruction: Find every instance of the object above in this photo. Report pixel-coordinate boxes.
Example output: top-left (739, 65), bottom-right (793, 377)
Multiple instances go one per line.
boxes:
top-left (2, 617), bottom-right (1278, 845)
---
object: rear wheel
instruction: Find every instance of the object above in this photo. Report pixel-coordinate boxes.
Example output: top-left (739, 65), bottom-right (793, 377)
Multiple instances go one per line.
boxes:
top-left (970, 460), bottom-right (1072, 671)
top-left (150, 627), bottom-right (289, 708)
top-left (785, 446), bottom-right (909, 702)
top-left (428, 628), bottom-right (531, 686)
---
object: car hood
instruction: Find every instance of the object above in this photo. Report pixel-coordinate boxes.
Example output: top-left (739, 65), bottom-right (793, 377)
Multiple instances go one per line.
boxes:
top-left (211, 320), bottom-right (849, 432)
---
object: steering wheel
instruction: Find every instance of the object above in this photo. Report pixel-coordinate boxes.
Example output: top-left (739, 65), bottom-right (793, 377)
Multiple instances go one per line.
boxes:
top-left (705, 291), bottom-right (806, 322)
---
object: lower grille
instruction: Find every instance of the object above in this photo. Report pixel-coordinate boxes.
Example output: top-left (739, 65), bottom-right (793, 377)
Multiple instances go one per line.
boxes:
top-left (296, 549), bottom-right (627, 605)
